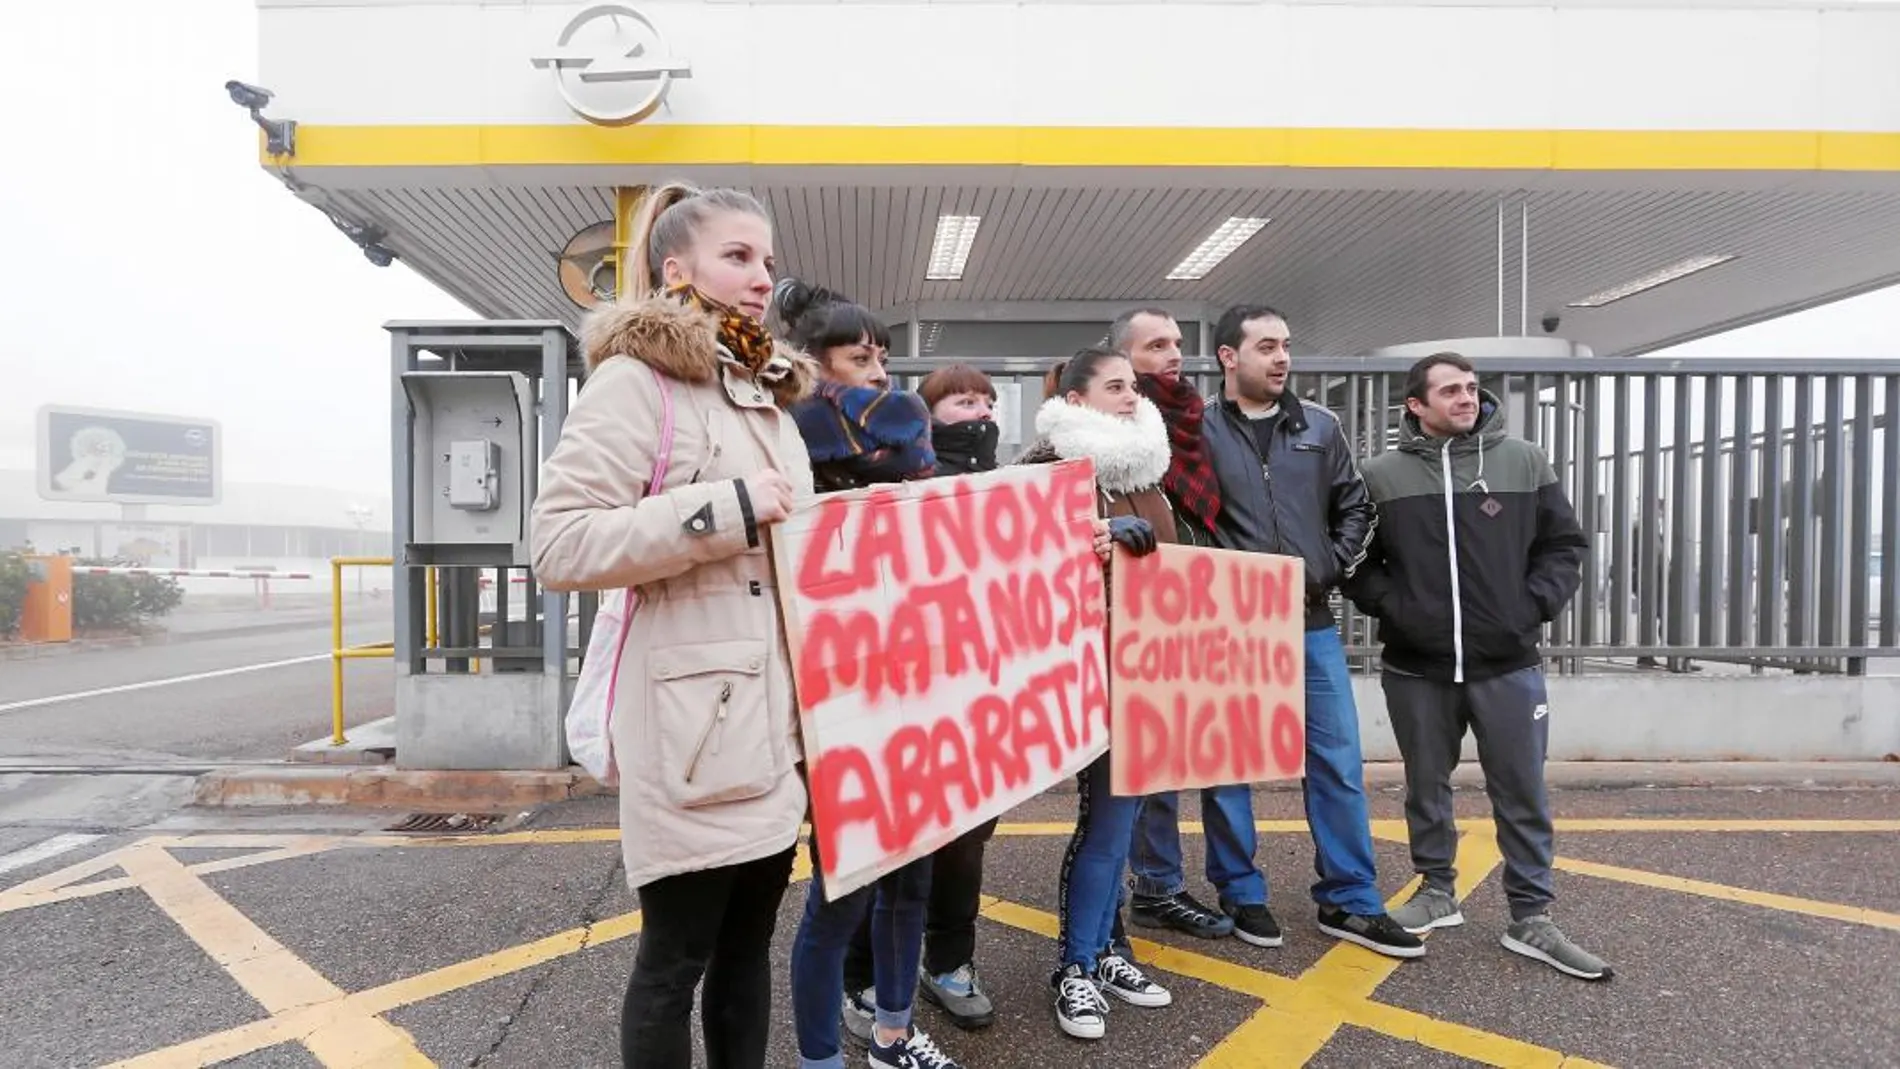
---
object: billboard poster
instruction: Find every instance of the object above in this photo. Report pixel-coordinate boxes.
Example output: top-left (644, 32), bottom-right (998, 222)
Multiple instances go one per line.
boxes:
top-left (37, 406), bottom-right (221, 506)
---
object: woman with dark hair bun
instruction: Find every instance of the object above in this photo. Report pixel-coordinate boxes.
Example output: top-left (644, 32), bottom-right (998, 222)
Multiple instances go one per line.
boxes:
top-left (780, 279), bottom-right (936, 493)
top-left (779, 280), bottom-right (964, 1069)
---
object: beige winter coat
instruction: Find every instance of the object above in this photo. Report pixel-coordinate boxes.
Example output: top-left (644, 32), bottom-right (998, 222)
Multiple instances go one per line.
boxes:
top-left (532, 294), bottom-right (819, 891)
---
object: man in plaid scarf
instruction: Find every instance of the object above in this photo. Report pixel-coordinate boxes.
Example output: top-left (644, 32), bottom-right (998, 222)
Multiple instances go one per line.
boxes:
top-left (1108, 307), bottom-right (1241, 944)
top-left (1110, 308), bottom-right (1222, 545)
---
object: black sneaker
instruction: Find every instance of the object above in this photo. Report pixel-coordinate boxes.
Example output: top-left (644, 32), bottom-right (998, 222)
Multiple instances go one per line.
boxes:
top-left (1223, 902), bottom-right (1283, 948)
top-left (868, 1026), bottom-right (964, 1069)
top-left (1130, 891), bottom-right (1235, 939)
top-left (1050, 962), bottom-right (1109, 1040)
top-left (1317, 907), bottom-right (1426, 959)
top-left (1093, 953), bottom-right (1172, 1008)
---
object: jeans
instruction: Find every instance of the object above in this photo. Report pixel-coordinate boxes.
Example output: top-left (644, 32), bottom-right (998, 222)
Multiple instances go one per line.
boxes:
top-left (789, 840), bottom-right (932, 1068)
top-left (1129, 625), bottom-right (1385, 916)
top-left (1057, 752), bottom-right (1144, 970)
top-left (846, 818), bottom-right (996, 990)
top-left (621, 847), bottom-right (794, 1069)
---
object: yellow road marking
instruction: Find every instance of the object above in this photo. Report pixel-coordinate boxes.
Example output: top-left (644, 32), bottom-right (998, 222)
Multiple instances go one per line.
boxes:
top-left (1552, 819), bottom-right (1900, 833)
top-left (110, 909), bottom-right (648, 1068)
top-left (979, 858), bottom-right (1609, 1069)
top-left (115, 844), bottom-right (433, 1068)
top-left (0, 838), bottom-right (344, 916)
top-left (10, 815), bottom-right (1892, 1067)
top-left (1197, 833), bottom-right (1509, 1067)
top-left (1555, 856), bottom-right (1900, 932)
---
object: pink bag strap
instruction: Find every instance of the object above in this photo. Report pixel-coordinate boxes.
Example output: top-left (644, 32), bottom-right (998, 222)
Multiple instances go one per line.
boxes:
top-left (604, 364), bottom-right (677, 710)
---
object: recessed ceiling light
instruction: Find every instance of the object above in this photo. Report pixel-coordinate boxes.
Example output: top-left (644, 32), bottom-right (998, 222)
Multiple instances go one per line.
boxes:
top-left (1566, 254), bottom-right (1737, 308)
top-left (926, 215), bottom-right (981, 280)
top-left (1166, 217), bottom-right (1270, 281)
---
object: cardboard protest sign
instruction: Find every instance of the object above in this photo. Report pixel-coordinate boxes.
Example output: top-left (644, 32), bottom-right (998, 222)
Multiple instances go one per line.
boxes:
top-left (1109, 543), bottom-right (1306, 796)
top-left (773, 460), bottom-right (1110, 898)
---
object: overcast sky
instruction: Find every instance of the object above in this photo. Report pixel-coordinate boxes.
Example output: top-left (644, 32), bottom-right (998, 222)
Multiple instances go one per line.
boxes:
top-left (2, 0), bottom-right (1896, 502)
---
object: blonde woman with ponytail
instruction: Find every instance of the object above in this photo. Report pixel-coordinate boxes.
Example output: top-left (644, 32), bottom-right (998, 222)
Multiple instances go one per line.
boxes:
top-left (532, 182), bottom-right (819, 1068)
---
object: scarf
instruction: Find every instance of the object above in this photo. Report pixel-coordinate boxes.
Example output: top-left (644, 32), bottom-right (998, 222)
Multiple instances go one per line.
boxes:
top-left (1032, 395), bottom-right (1171, 495)
top-left (666, 283), bottom-right (794, 384)
top-left (931, 418), bottom-right (1000, 476)
top-left (1137, 372), bottom-right (1222, 530)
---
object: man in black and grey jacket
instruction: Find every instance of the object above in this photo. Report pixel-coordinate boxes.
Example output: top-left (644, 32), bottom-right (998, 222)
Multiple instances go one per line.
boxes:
top-left (1129, 305), bottom-right (1424, 961)
top-left (1346, 352), bottom-right (1612, 981)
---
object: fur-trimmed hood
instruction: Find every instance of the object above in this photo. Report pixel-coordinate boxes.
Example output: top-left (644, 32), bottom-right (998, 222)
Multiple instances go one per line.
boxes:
top-left (1023, 395), bottom-right (1172, 494)
top-left (579, 293), bottom-right (818, 407)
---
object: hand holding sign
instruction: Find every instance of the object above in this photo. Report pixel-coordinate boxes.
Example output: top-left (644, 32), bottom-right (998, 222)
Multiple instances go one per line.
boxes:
top-left (744, 468), bottom-right (796, 524)
top-left (1109, 543), bottom-right (1307, 796)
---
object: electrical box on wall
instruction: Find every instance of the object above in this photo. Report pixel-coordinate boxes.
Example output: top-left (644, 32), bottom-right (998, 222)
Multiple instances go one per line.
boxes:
top-left (400, 371), bottom-right (535, 565)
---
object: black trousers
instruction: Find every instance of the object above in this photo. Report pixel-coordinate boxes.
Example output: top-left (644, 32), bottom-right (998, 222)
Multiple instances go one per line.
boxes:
top-left (621, 847), bottom-right (795, 1068)
top-left (844, 818), bottom-right (996, 990)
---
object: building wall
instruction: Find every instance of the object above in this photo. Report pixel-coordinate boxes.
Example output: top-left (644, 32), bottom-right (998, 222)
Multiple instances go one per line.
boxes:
top-left (260, 1), bottom-right (1900, 140)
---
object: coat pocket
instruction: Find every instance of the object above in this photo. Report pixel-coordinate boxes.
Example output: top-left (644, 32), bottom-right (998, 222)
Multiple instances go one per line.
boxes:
top-left (650, 639), bottom-right (778, 809)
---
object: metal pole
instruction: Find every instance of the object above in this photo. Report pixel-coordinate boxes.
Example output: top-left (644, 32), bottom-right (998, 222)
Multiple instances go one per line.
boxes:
top-left (1519, 200), bottom-right (1530, 336)
top-left (330, 558), bottom-right (345, 746)
top-left (1496, 200), bottom-right (1505, 337)
top-left (541, 328), bottom-right (570, 684)
top-left (390, 328), bottom-right (416, 678)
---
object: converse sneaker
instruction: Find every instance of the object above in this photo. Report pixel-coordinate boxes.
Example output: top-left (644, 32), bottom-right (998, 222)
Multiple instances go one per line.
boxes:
top-left (919, 963), bottom-right (995, 1030)
top-left (1390, 885), bottom-right (1464, 935)
top-left (842, 986), bottom-right (876, 1045)
top-left (868, 1026), bottom-right (964, 1069)
top-left (1316, 907), bottom-right (1427, 959)
top-left (1222, 902), bottom-right (1283, 948)
top-left (1130, 890), bottom-right (1235, 939)
top-left (1051, 962), bottom-right (1109, 1040)
top-left (1502, 915), bottom-right (1614, 981)
top-left (1094, 952), bottom-right (1172, 1008)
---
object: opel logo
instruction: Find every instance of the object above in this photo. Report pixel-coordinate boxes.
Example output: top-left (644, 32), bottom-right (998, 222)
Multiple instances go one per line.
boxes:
top-left (530, 4), bottom-right (692, 126)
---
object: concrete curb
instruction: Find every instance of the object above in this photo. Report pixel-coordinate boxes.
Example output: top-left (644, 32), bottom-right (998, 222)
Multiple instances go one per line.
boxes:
top-left (192, 767), bottom-right (609, 810)
top-left (189, 760), bottom-right (1900, 813)
top-left (1039, 761), bottom-right (1900, 794)
top-left (0, 617), bottom-right (345, 661)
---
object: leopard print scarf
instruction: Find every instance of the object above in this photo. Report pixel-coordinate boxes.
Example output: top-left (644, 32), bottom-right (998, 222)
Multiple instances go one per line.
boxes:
top-left (665, 283), bottom-right (794, 384)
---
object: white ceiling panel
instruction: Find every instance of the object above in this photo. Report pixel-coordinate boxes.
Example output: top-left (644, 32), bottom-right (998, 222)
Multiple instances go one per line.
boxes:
top-left (335, 182), bottom-right (1900, 357)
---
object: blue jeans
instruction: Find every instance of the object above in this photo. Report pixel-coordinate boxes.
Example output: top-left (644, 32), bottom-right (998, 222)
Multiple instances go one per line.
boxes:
top-left (1129, 625), bottom-right (1385, 916)
top-left (1057, 752), bottom-right (1144, 970)
top-left (789, 841), bottom-right (932, 1068)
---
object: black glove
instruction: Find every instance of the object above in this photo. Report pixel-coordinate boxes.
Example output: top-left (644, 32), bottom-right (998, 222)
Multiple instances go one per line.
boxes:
top-left (1106, 516), bottom-right (1158, 557)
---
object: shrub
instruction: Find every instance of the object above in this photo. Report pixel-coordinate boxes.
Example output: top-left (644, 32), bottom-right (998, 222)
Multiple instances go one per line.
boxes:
top-left (0, 550), bottom-right (27, 638)
top-left (72, 557), bottom-right (184, 631)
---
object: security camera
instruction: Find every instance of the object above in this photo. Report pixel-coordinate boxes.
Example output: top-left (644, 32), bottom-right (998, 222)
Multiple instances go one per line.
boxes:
top-left (362, 243), bottom-right (396, 268)
top-left (1540, 311), bottom-right (1562, 335)
top-left (225, 80), bottom-right (273, 111)
top-left (226, 80), bottom-right (296, 155)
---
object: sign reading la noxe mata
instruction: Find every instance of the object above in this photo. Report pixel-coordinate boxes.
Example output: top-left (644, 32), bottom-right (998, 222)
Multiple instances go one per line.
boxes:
top-left (1110, 543), bottom-right (1307, 796)
top-left (773, 460), bottom-right (1109, 898)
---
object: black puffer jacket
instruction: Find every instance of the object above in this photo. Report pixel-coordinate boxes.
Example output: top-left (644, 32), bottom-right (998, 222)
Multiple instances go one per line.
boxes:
top-left (1200, 395), bottom-right (1376, 630)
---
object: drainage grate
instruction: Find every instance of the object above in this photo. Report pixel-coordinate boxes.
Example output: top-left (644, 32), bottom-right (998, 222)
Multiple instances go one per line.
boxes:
top-left (385, 812), bottom-right (504, 834)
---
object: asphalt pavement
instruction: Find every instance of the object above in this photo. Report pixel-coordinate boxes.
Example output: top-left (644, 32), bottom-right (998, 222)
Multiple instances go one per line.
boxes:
top-left (0, 617), bottom-right (391, 839)
top-left (2, 784), bottom-right (1895, 1068)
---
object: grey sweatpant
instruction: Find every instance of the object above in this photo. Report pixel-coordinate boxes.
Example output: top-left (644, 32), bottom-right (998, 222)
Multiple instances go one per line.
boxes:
top-left (1381, 665), bottom-right (1555, 920)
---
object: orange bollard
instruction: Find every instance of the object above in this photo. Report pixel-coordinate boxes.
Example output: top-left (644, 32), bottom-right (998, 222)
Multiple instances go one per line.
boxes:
top-left (21, 555), bottom-right (74, 643)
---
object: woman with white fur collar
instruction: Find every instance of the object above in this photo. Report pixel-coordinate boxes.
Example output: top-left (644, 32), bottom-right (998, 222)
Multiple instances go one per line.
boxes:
top-left (1015, 347), bottom-right (1177, 1042)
